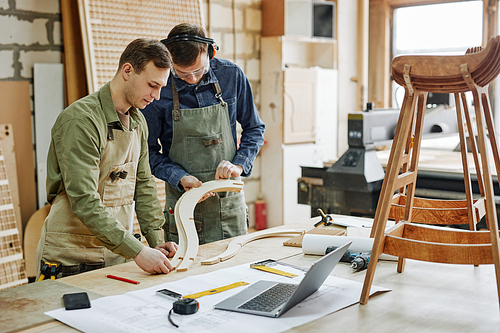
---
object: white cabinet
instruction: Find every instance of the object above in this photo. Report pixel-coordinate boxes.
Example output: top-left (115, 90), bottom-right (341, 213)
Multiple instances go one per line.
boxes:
top-left (260, 35), bottom-right (338, 227)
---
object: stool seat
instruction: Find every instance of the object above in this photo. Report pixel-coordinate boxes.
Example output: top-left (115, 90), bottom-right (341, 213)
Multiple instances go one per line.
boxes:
top-left (392, 36), bottom-right (500, 92)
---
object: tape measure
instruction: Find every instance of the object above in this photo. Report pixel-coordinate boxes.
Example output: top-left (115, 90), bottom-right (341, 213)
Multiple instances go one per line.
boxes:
top-left (250, 265), bottom-right (298, 278)
top-left (182, 281), bottom-right (249, 299)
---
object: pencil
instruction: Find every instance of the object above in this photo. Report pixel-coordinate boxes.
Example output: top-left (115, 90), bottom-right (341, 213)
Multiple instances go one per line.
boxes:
top-left (105, 274), bottom-right (140, 285)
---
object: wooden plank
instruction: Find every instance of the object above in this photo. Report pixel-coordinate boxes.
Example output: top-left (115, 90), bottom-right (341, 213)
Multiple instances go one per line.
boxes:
top-left (0, 82), bottom-right (37, 236)
top-left (61, 0), bottom-right (88, 105)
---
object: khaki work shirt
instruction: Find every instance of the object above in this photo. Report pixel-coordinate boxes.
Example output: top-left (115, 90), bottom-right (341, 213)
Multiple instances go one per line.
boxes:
top-left (45, 82), bottom-right (165, 259)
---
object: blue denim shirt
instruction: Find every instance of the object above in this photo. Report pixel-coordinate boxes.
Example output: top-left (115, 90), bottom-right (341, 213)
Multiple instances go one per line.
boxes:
top-left (141, 58), bottom-right (265, 191)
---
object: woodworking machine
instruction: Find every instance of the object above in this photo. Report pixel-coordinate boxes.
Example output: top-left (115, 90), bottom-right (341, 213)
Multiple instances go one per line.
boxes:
top-left (298, 102), bottom-right (459, 218)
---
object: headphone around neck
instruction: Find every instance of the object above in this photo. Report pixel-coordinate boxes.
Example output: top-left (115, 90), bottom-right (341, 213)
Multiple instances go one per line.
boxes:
top-left (161, 34), bottom-right (219, 59)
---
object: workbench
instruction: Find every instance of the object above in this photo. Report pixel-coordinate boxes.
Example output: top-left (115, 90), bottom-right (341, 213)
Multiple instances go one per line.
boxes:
top-left (2, 216), bottom-right (499, 333)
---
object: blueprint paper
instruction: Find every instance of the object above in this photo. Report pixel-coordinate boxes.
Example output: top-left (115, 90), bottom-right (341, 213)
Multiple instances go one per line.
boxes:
top-left (46, 262), bottom-right (390, 333)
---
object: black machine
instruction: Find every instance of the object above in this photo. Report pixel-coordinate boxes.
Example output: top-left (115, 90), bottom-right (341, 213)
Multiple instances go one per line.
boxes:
top-left (298, 103), bottom-right (399, 217)
top-left (298, 102), bottom-right (460, 218)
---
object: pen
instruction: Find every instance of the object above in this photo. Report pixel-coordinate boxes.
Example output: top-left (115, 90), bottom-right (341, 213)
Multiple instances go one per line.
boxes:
top-left (106, 274), bottom-right (140, 285)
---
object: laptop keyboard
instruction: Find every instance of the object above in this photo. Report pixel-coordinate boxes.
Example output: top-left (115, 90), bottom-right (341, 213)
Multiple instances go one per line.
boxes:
top-left (238, 283), bottom-right (298, 312)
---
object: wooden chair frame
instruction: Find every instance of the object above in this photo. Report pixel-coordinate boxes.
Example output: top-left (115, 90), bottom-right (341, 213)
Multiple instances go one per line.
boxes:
top-left (360, 37), bottom-right (500, 307)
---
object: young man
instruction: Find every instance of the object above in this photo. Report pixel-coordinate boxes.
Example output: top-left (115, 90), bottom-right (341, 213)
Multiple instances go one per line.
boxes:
top-left (141, 23), bottom-right (265, 245)
top-left (36, 38), bottom-right (177, 278)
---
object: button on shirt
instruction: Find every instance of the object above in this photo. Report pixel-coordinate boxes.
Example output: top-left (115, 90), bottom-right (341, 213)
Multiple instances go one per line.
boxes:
top-left (46, 83), bottom-right (165, 259)
top-left (142, 58), bottom-right (265, 191)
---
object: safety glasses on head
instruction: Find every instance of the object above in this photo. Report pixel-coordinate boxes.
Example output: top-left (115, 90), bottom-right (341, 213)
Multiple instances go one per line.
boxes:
top-left (171, 55), bottom-right (210, 80)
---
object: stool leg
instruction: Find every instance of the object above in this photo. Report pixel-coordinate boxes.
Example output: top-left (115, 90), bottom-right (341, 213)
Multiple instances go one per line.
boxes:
top-left (454, 93), bottom-right (478, 231)
top-left (361, 88), bottom-right (418, 304)
top-left (467, 80), bottom-right (500, 307)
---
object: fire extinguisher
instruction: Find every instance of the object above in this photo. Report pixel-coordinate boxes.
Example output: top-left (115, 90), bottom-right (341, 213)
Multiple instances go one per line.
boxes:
top-left (254, 199), bottom-right (267, 230)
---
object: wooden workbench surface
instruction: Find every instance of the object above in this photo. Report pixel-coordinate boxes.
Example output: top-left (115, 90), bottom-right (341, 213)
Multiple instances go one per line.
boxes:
top-left (4, 216), bottom-right (500, 333)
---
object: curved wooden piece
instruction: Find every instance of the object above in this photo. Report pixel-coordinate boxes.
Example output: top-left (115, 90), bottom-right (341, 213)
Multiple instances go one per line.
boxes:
top-left (384, 223), bottom-right (496, 265)
top-left (24, 204), bottom-right (51, 278)
top-left (170, 179), bottom-right (244, 272)
top-left (389, 194), bottom-right (485, 226)
top-left (200, 228), bottom-right (306, 265)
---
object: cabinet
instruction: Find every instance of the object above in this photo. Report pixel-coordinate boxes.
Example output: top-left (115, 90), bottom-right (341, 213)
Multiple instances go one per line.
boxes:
top-left (262, 0), bottom-right (336, 39)
top-left (260, 34), bottom-right (338, 227)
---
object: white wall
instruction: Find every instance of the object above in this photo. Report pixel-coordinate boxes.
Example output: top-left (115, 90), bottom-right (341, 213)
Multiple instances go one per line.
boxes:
top-left (337, 0), bottom-right (359, 155)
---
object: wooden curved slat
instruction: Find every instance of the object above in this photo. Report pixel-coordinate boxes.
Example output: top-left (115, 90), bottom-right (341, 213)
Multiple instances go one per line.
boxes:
top-left (200, 229), bottom-right (306, 265)
top-left (384, 235), bottom-right (493, 265)
top-left (388, 195), bottom-right (485, 225)
top-left (170, 179), bottom-right (244, 272)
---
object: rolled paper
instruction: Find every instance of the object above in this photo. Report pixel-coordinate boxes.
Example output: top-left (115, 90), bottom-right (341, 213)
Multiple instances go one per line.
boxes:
top-left (302, 234), bottom-right (397, 261)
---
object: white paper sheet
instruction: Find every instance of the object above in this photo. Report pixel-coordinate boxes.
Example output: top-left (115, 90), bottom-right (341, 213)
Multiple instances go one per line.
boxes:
top-left (46, 262), bottom-right (390, 333)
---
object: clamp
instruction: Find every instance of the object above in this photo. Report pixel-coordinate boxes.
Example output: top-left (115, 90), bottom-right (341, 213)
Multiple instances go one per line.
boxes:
top-left (38, 261), bottom-right (62, 281)
top-left (314, 208), bottom-right (334, 227)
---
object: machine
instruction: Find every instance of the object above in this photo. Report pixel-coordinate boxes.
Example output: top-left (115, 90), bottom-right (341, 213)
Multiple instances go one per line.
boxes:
top-left (298, 102), bottom-right (459, 218)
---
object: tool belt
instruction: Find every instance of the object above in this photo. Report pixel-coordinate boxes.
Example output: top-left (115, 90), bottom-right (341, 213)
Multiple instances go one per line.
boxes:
top-left (61, 262), bottom-right (105, 277)
top-left (39, 261), bottom-right (104, 280)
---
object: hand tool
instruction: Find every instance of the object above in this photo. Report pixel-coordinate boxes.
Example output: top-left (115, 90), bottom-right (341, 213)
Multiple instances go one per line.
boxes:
top-left (314, 208), bottom-right (334, 227)
top-left (38, 261), bottom-right (61, 281)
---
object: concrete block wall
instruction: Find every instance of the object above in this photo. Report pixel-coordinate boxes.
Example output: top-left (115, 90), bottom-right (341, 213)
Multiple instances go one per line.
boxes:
top-left (201, 0), bottom-right (263, 228)
top-left (0, 0), bottom-right (62, 81)
top-left (0, 0), bottom-right (63, 215)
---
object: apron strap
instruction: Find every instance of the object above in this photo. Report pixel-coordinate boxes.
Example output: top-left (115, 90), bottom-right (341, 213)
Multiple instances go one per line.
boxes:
top-left (172, 79), bottom-right (181, 121)
top-left (171, 80), bottom-right (227, 123)
top-left (212, 82), bottom-right (227, 108)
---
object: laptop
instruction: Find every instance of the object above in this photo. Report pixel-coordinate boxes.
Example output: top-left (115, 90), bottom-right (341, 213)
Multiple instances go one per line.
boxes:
top-left (214, 241), bottom-right (352, 318)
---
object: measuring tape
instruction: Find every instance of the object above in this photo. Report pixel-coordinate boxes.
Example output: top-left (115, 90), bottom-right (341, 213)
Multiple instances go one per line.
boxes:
top-left (182, 281), bottom-right (249, 299)
top-left (250, 265), bottom-right (298, 278)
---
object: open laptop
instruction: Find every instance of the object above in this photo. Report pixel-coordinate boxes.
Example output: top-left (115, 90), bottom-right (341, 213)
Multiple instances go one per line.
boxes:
top-left (214, 241), bottom-right (352, 318)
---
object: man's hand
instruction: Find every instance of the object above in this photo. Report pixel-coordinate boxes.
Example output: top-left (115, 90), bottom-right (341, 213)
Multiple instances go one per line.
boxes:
top-left (215, 160), bottom-right (243, 180)
top-left (133, 246), bottom-right (173, 274)
top-left (155, 242), bottom-right (178, 258)
top-left (180, 175), bottom-right (214, 203)
top-left (180, 175), bottom-right (202, 191)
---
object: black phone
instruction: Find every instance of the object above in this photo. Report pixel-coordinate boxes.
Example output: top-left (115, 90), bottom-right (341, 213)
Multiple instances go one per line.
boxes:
top-left (156, 288), bottom-right (182, 300)
top-left (62, 292), bottom-right (91, 310)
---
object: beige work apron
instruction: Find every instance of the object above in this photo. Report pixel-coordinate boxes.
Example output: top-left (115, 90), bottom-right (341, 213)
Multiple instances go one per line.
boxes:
top-left (36, 126), bottom-right (140, 278)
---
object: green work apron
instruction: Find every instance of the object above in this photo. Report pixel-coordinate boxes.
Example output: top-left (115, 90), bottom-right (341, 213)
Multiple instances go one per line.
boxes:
top-left (164, 81), bottom-right (248, 244)
top-left (35, 123), bottom-right (140, 278)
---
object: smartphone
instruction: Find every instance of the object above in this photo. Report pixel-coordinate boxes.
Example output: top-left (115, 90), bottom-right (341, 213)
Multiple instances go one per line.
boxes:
top-left (156, 288), bottom-right (182, 300)
top-left (63, 292), bottom-right (91, 310)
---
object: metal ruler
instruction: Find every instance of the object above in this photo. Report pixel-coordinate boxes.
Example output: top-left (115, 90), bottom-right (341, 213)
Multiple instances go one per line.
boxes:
top-left (250, 264), bottom-right (298, 278)
top-left (182, 281), bottom-right (249, 299)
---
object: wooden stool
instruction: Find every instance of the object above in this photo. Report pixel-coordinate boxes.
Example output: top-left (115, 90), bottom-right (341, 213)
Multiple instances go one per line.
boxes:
top-left (360, 36), bottom-right (500, 307)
